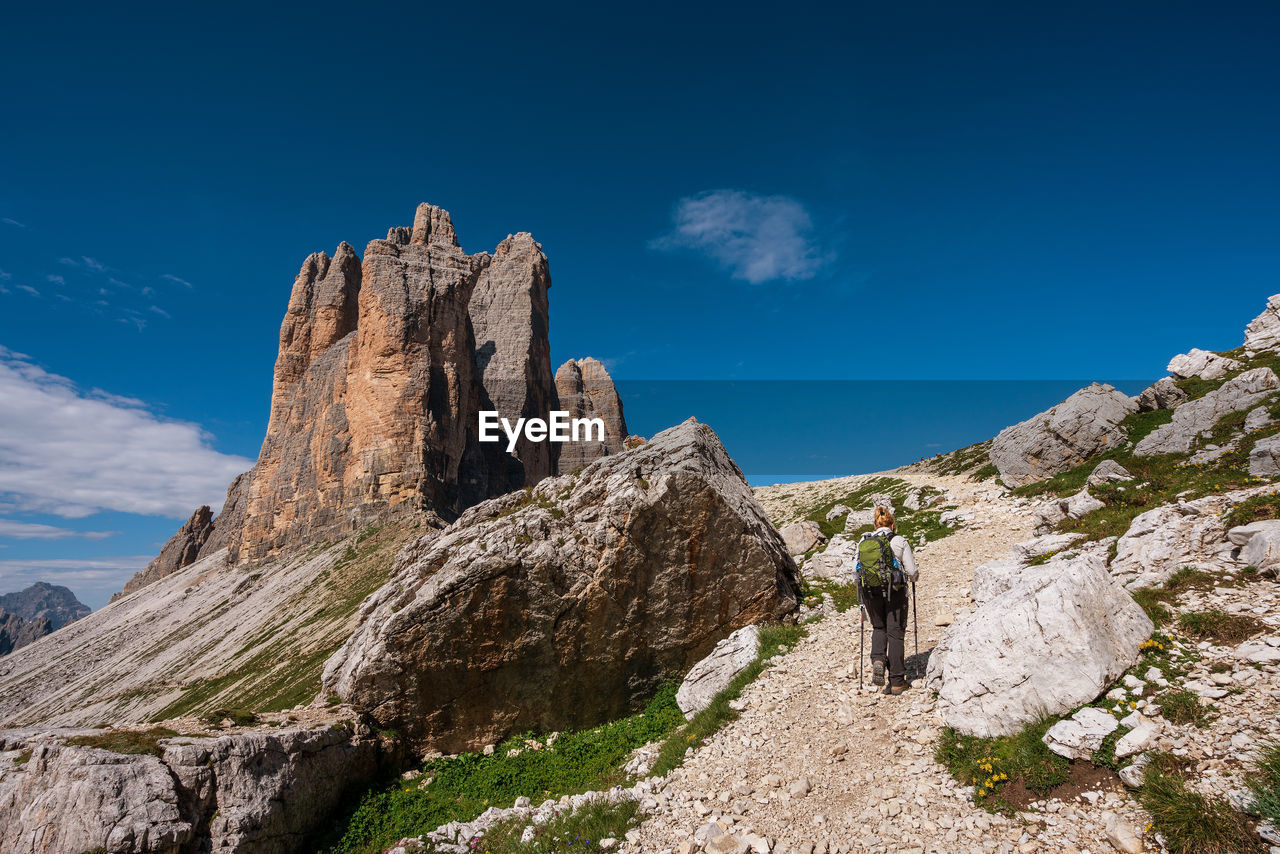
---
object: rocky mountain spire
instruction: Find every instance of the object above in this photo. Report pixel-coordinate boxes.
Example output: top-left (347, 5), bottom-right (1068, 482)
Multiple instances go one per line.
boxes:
top-left (554, 357), bottom-right (628, 473)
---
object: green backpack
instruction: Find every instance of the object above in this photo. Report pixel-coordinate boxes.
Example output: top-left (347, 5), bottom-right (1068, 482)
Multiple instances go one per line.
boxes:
top-left (856, 530), bottom-right (903, 591)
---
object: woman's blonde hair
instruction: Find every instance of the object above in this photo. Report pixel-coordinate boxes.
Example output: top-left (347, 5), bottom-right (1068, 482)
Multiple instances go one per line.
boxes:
top-left (874, 507), bottom-right (895, 530)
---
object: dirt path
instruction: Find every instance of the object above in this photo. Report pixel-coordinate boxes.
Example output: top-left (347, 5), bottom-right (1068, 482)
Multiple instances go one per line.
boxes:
top-left (624, 474), bottom-right (1152, 854)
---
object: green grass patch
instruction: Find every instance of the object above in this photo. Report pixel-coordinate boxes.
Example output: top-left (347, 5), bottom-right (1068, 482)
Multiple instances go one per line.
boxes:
top-left (800, 578), bottom-right (860, 613)
top-left (935, 717), bottom-right (1069, 814)
top-left (1132, 586), bottom-right (1178, 628)
top-left (471, 799), bottom-right (641, 853)
top-left (314, 683), bottom-right (685, 854)
top-left (1156, 689), bottom-right (1212, 728)
top-left (1139, 757), bottom-right (1261, 854)
top-left (1225, 492), bottom-right (1280, 530)
top-left (920, 440), bottom-right (994, 478)
top-left (1248, 742), bottom-right (1280, 827)
top-left (650, 623), bottom-right (806, 778)
top-left (64, 727), bottom-right (180, 758)
top-left (202, 708), bottom-right (258, 727)
top-left (1177, 609), bottom-right (1266, 644)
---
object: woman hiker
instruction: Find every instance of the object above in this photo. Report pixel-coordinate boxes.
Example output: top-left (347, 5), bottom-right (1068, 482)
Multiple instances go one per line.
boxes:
top-left (859, 507), bottom-right (919, 695)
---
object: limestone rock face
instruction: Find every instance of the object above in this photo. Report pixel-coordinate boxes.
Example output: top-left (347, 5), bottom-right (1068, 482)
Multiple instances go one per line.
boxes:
top-left (926, 553), bottom-right (1152, 738)
top-left (1166, 348), bottom-right (1243, 381)
top-left (0, 723), bottom-right (379, 854)
top-left (554, 357), bottom-right (628, 474)
top-left (471, 233), bottom-right (557, 489)
top-left (1134, 368), bottom-right (1280, 457)
top-left (675, 624), bottom-right (761, 719)
top-left (1136, 377), bottom-right (1188, 412)
top-left (802, 534), bottom-right (858, 583)
top-left (1245, 294), bottom-right (1280, 356)
top-left (112, 506), bottom-right (215, 602)
top-left (990, 384), bottom-right (1138, 488)
top-left (322, 419), bottom-right (801, 751)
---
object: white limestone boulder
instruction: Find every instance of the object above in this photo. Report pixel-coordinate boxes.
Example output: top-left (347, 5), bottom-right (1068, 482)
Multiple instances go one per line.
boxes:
top-left (926, 553), bottom-right (1153, 738)
top-left (675, 625), bottom-right (761, 719)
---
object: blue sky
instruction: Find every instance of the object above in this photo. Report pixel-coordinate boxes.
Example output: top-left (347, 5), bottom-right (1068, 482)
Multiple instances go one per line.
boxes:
top-left (2, 1), bottom-right (1279, 606)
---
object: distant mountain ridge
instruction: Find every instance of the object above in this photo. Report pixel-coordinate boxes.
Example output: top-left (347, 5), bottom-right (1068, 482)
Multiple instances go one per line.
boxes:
top-left (0, 582), bottom-right (89, 657)
top-left (0, 582), bottom-right (89, 630)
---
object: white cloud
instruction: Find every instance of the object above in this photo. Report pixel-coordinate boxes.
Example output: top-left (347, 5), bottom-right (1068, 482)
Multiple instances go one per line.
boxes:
top-left (2, 218), bottom-right (26, 228)
top-left (0, 519), bottom-right (117, 540)
top-left (82, 257), bottom-right (106, 272)
top-left (654, 189), bottom-right (830, 284)
top-left (0, 347), bottom-right (253, 519)
top-left (58, 257), bottom-right (78, 267)
top-left (17, 285), bottom-right (40, 297)
top-left (148, 305), bottom-right (171, 319)
top-left (0, 556), bottom-right (151, 609)
top-left (0, 269), bottom-right (13, 281)
top-left (46, 274), bottom-right (65, 285)
top-left (161, 273), bottom-right (193, 288)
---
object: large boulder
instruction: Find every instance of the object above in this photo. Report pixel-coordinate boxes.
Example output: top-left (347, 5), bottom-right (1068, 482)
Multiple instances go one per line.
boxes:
top-left (990, 384), bottom-right (1138, 488)
top-left (1136, 377), bottom-right (1188, 413)
top-left (970, 533), bottom-right (1083, 605)
top-left (1245, 294), bottom-right (1280, 356)
top-left (926, 553), bottom-right (1152, 738)
top-left (675, 625), bottom-right (761, 718)
top-left (1166, 348), bottom-right (1243, 381)
top-left (779, 521), bottom-right (825, 555)
top-left (1110, 496), bottom-right (1236, 589)
top-left (802, 534), bottom-right (858, 582)
top-left (1233, 520), bottom-right (1280, 572)
top-left (322, 419), bottom-right (801, 751)
top-left (0, 722), bottom-right (379, 854)
top-left (1134, 368), bottom-right (1280, 457)
top-left (1087, 460), bottom-right (1135, 487)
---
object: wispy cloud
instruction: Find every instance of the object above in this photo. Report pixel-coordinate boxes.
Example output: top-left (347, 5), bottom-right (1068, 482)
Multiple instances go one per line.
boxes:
top-left (2, 218), bottom-right (26, 228)
top-left (161, 273), bottom-right (193, 289)
top-left (0, 269), bottom-right (10, 281)
top-left (45, 274), bottom-right (65, 285)
top-left (82, 257), bottom-right (106, 272)
top-left (58, 257), bottom-right (78, 267)
top-left (653, 189), bottom-right (830, 284)
top-left (17, 285), bottom-right (40, 297)
top-left (0, 519), bottom-right (118, 540)
top-left (148, 305), bottom-right (171, 319)
top-left (0, 347), bottom-right (253, 519)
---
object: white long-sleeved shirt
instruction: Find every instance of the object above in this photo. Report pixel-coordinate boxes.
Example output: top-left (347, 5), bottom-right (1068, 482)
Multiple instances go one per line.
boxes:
top-left (871, 526), bottom-right (919, 581)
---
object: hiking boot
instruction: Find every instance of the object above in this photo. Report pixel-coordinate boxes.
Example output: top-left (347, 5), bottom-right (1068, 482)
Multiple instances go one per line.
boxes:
top-left (872, 660), bottom-right (886, 686)
top-left (883, 683), bottom-right (907, 696)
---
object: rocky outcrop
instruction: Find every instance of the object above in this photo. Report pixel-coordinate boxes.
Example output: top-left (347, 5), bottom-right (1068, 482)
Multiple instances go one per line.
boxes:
top-left (1245, 294), bottom-right (1280, 356)
top-left (553, 357), bottom-right (628, 474)
top-left (322, 419), bottom-right (801, 751)
top-left (1229, 520), bottom-right (1280, 573)
top-left (111, 507), bottom-right (216, 602)
top-left (0, 583), bottom-right (89, 630)
top-left (801, 534), bottom-right (858, 583)
top-left (1134, 367), bottom-right (1280, 456)
top-left (1166, 348), bottom-right (1242, 381)
top-left (969, 533), bottom-right (1083, 605)
top-left (675, 624), bottom-right (761, 718)
top-left (1136, 377), bottom-right (1188, 412)
top-left (1251, 434), bottom-right (1280, 477)
top-left (1109, 494), bottom-right (1236, 589)
top-left (927, 553), bottom-right (1152, 738)
top-left (0, 721), bottom-right (380, 854)
top-left (990, 384), bottom-right (1138, 488)
top-left (0, 611), bottom-right (52, 656)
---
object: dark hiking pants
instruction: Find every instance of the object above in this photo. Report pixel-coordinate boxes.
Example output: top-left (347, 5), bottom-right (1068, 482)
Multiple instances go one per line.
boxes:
top-left (863, 584), bottom-right (910, 686)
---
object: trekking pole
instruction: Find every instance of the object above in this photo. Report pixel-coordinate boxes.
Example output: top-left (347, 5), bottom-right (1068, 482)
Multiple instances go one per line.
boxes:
top-left (858, 602), bottom-right (866, 690)
top-left (911, 580), bottom-right (919, 663)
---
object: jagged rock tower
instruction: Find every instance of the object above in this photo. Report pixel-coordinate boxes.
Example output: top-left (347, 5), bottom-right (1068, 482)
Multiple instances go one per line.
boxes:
top-left (117, 203), bottom-right (629, 590)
